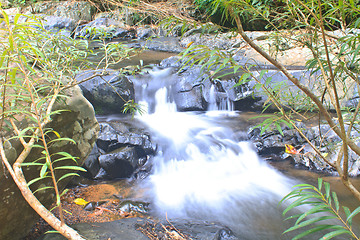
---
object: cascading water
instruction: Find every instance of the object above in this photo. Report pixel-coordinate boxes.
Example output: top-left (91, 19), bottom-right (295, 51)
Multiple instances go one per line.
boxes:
top-left (133, 68), bottom-right (299, 239)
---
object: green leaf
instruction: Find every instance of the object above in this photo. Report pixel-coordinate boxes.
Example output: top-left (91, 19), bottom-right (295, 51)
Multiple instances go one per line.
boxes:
top-left (291, 224), bottom-right (341, 240)
top-left (54, 166), bottom-right (87, 172)
top-left (57, 173), bottom-right (80, 183)
top-left (33, 186), bottom-right (54, 195)
top-left (318, 178), bottom-right (323, 191)
top-left (319, 229), bottom-right (351, 240)
top-left (295, 204), bottom-right (331, 225)
top-left (40, 163), bottom-right (49, 177)
top-left (48, 137), bottom-right (76, 145)
top-left (324, 182), bottom-right (331, 200)
top-left (346, 206), bottom-right (360, 224)
top-left (332, 192), bottom-right (339, 212)
top-left (283, 216), bottom-right (337, 234)
top-left (283, 194), bottom-right (323, 216)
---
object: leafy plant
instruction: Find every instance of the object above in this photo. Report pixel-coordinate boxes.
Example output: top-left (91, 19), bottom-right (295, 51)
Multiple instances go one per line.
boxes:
top-left (280, 178), bottom-right (360, 239)
top-left (0, 7), bottom-right (141, 239)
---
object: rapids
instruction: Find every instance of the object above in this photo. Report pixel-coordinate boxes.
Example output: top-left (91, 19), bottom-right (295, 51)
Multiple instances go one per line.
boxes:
top-left (131, 67), bottom-right (302, 239)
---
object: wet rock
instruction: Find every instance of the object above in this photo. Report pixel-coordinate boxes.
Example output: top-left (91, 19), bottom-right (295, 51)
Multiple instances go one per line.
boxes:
top-left (82, 143), bottom-right (101, 179)
top-left (76, 69), bottom-right (134, 115)
top-left (140, 37), bottom-right (184, 53)
top-left (85, 122), bottom-right (155, 180)
top-left (180, 33), bottom-right (241, 50)
top-left (74, 17), bottom-right (136, 40)
top-left (117, 200), bottom-right (149, 214)
top-left (98, 146), bottom-right (138, 179)
top-left (96, 122), bottom-right (155, 155)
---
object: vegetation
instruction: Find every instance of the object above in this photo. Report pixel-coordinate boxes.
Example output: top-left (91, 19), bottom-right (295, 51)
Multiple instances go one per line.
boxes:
top-left (281, 178), bottom-right (360, 239)
top-left (0, 7), bottom-right (138, 239)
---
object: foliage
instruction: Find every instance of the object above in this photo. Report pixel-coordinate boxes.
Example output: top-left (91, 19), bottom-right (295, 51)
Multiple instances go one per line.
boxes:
top-left (0, 9), bottom-right (92, 239)
top-left (280, 178), bottom-right (360, 240)
top-left (0, 6), bottom-right (140, 238)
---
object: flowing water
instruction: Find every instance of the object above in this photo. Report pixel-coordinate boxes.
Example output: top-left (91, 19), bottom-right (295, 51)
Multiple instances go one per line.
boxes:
top-left (129, 67), bottom-right (359, 239)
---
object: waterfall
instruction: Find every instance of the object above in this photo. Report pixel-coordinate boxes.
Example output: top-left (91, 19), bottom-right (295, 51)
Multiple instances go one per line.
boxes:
top-left (133, 68), bottom-right (297, 239)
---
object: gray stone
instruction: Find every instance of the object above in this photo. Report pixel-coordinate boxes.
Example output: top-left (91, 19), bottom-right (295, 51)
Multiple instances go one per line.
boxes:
top-left (42, 15), bottom-right (76, 35)
top-left (141, 37), bottom-right (184, 53)
top-left (76, 69), bottom-right (135, 115)
top-left (74, 17), bottom-right (135, 40)
top-left (32, 1), bottom-right (94, 22)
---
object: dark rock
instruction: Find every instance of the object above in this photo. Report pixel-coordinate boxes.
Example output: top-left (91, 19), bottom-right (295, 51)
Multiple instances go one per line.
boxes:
top-left (82, 143), bottom-right (101, 178)
top-left (76, 69), bottom-right (134, 115)
top-left (88, 122), bottom-right (155, 180)
top-left (96, 122), bottom-right (155, 155)
top-left (98, 146), bottom-right (138, 179)
top-left (174, 84), bottom-right (206, 111)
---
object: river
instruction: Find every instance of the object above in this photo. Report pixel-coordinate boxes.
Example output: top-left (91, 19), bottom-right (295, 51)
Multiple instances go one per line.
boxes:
top-left (109, 67), bottom-right (359, 239)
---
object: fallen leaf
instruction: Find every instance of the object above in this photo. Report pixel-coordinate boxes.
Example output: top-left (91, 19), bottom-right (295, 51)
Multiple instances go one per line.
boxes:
top-left (74, 198), bottom-right (89, 206)
top-left (285, 144), bottom-right (305, 155)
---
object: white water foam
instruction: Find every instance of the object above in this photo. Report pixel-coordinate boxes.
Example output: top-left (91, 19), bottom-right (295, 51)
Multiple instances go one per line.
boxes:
top-left (134, 68), bottom-right (297, 239)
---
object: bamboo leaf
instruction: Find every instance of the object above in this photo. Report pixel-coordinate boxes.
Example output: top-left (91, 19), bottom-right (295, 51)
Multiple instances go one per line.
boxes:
top-left (54, 166), bottom-right (87, 172)
top-left (318, 178), bottom-right (323, 191)
top-left (40, 163), bottom-right (49, 177)
top-left (57, 173), bottom-right (79, 183)
top-left (33, 186), bottom-right (54, 195)
top-left (346, 206), bottom-right (360, 224)
top-left (319, 229), bottom-right (351, 240)
top-left (283, 216), bottom-right (337, 234)
top-left (291, 224), bottom-right (341, 240)
top-left (332, 192), bottom-right (339, 212)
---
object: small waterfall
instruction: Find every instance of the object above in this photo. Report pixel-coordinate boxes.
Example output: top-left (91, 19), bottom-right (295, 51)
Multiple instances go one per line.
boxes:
top-left (208, 83), bottom-right (234, 112)
top-left (134, 68), bottom-right (297, 239)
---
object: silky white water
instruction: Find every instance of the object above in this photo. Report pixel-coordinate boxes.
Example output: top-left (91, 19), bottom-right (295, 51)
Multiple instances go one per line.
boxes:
top-left (134, 68), bottom-right (298, 239)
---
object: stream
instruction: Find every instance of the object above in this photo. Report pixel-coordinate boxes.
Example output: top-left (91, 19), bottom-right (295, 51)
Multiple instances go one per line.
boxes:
top-left (117, 67), bottom-right (359, 239)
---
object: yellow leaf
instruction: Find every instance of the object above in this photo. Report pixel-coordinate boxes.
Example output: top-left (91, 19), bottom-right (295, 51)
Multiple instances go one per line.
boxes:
top-left (285, 144), bottom-right (297, 154)
top-left (74, 198), bottom-right (89, 206)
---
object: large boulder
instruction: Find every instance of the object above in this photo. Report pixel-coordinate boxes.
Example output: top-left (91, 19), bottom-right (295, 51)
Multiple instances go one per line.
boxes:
top-left (0, 85), bottom-right (99, 240)
top-left (42, 15), bottom-right (77, 36)
top-left (74, 17), bottom-right (135, 40)
top-left (76, 69), bottom-right (135, 115)
top-left (32, 1), bottom-right (94, 22)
